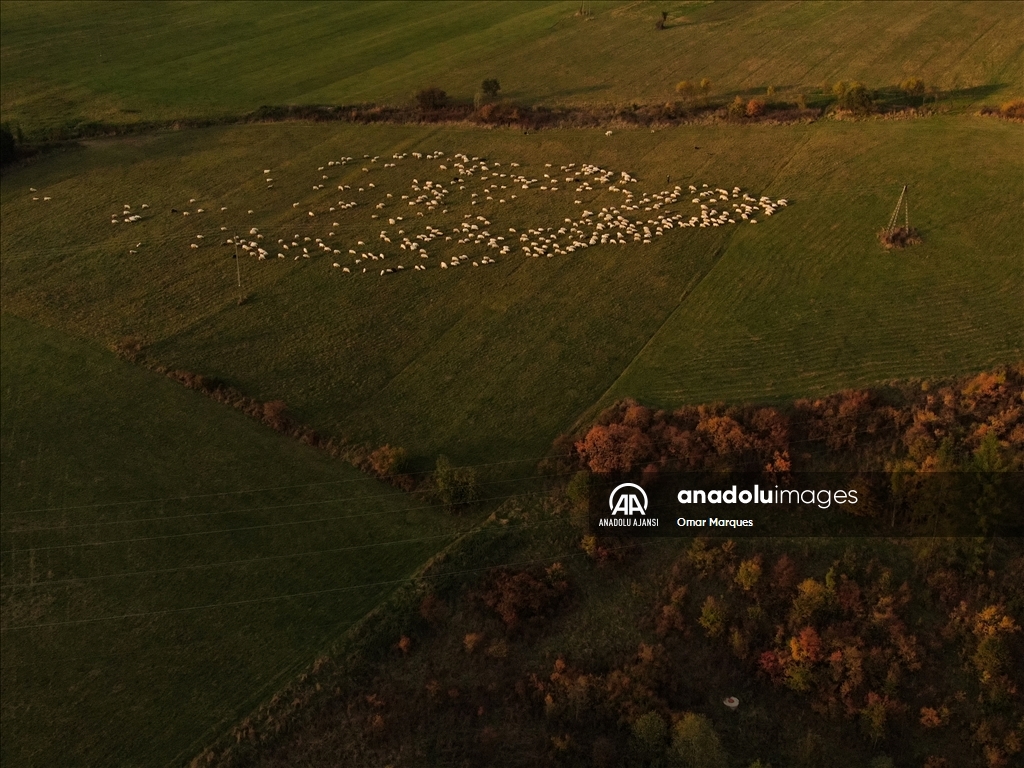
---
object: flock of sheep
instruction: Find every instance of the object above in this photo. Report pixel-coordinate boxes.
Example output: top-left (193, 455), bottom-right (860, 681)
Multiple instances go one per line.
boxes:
top-left (102, 148), bottom-right (790, 278)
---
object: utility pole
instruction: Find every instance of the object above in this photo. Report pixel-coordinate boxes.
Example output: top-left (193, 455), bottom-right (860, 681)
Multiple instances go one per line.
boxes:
top-left (234, 238), bottom-right (242, 303)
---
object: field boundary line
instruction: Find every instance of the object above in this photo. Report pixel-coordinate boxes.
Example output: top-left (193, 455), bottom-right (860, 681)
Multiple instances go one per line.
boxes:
top-left (569, 241), bottom-right (729, 436)
top-left (572, 131), bottom-right (819, 428)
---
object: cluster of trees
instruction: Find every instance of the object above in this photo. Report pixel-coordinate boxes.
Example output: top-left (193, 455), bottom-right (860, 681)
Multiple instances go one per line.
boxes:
top-left (571, 366), bottom-right (1023, 526)
top-left (193, 369), bottom-right (1021, 768)
top-left (674, 78), bottom-right (712, 108)
top-left (414, 87), bottom-right (449, 111)
top-left (832, 81), bottom-right (874, 113)
top-left (475, 563), bottom-right (571, 636)
top-left (197, 528), bottom-right (1021, 768)
top-left (647, 536), bottom-right (1023, 766)
top-left (535, 648), bottom-right (730, 767)
top-left (417, 79), bottom-right (501, 112)
top-left (575, 399), bottom-right (790, 477)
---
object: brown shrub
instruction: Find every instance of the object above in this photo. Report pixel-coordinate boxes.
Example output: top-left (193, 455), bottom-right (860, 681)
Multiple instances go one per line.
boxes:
top-left (463, 632), bottom-right (486, 654)
top-left (111, 336), bottom-right (145, 362)
top-left (746, 99), bottom-right (766, 118)
top-left (418, 592), bottom-right (447, 625)
top-left (477, 563), bottom-right (571, 634)
top-left (262, 400), bottom-right (292, 432)
top-left (368, 444), bottom-right (407, 477)
top-left (878, 226), bottom-right (922, 249)
top-left (999, 100), bottom-right (1024, 120)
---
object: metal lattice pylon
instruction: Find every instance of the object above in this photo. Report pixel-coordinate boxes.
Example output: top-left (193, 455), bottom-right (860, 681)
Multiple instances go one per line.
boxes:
top-left (886, 185), bottom-right (909, 234)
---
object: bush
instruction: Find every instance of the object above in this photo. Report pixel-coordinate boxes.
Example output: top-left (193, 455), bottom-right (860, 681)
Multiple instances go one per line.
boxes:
top-left (415, 87), bottom-right (448, 110)
top-left (999, 99), bottom-right (1024, 119)
top-left (477, 102), bottom-right (505, 123)
top-left (463, 632), bottom-right (485, 654)
top-left (432, 455), bottom-right (478, 511)
top-left (877, 226), bottom-right (922, 249)
top-left (368, 444), bottom-right (407, 477)
top-left (111, 336), bottom-right (146, 362)
top-left (746, 99), bottom-right (765, 118)
top-left (262, 400), bottom-right (293, 432)
top-left (728, 96), bottom-right (746, 120)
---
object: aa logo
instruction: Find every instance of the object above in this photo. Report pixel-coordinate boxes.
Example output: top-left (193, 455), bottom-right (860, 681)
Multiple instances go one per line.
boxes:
top-left (608, 483), bottom-right (648, 516)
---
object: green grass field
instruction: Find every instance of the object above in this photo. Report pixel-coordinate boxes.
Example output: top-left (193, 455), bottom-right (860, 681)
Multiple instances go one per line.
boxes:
top-left (2, 2), bottom-right (1022, 765)
top-left (0, 316), bottom-right (468, 767)
top-left (2, 118), bottom-right (1020, 469)
top-left (2, 1), bottom-right (1021, 136)
top-left (599, 116), bottom-right (1024, 411)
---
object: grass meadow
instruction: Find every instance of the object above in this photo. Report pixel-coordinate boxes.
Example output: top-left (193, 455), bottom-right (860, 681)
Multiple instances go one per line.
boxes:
top-left (2, 118), bottom-right (1020, 469)
top-left (1, 3), bottom-right (1022, 765)
top-left (599, 116), bottom-right (1024, 413)
top-left (1, 0), bottom-right (1021, 135)
top-left (0, 316), bottom-right (469, 767)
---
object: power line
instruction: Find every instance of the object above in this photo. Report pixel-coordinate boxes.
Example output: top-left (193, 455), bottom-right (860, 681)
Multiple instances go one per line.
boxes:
top-left (1, 536), bottom-right (655, 633)
top-left (0, 454), bottom-right (557, 518)
top-left (1, 487), bottom-right (539, 555)
top-left (0, 516), bottom-right (567, 591)
top-left (2, 413), bottom-right (866, 520)
top-left (3, 471), bottom-right (556, 532)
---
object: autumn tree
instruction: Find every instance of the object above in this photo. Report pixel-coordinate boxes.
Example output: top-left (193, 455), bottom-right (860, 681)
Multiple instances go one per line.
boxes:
top-left (699, 78), bottom-right (712, 105)
top-left (676, 80), bottom-right (696, 105)
top-left (735, 556), bottom-right (762, 592)
top-left (901, 77), bottom-right (926, 104)
top-left (699, 595), bottom-right (726, 637)
top-left (669, 713), bottom-right (728, 768)
top-left (575, 422), bottom-right (653, 473)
